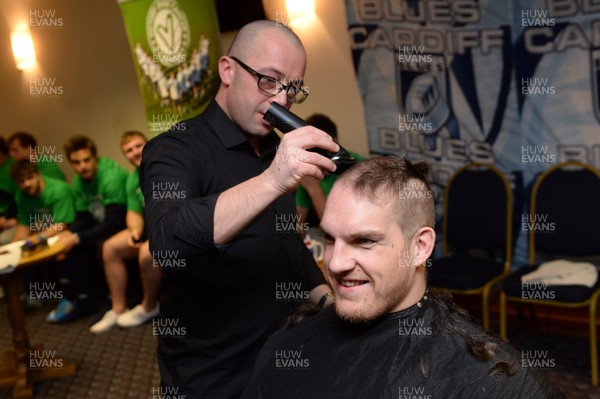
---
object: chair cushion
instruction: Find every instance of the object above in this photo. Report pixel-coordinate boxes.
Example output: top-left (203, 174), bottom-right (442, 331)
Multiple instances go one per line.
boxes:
top-left (427, 257), bottom-right (506, 290)
top-left (502, 264), bottom-right (600, 303)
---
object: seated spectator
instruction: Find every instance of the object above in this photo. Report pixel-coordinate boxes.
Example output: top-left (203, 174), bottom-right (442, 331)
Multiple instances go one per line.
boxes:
top-left (48, 136), bottom-right (128, 323)
top-left (295, 114), bottom-right (365, 232)
top-left (243, 157), bottom-right (564, 399)
top-left (0, 137), bottom-right (18, 244)
top-left (90, 131), bottom-right (160, 333)
top-left (8, 131), bottom-right (66, 181)
top-left (10, 160), bottom-right (76, 308)
top-left (10, 160), bottom-right (75, 242)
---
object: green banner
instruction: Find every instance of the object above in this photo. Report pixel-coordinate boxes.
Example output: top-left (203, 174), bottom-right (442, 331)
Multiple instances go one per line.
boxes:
top-left (118, 0), bottom-right (221, 136)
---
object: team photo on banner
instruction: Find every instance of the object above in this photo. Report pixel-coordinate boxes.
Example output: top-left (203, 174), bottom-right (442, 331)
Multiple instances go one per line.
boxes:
top-left (118, 0), bottom-right (221, 136)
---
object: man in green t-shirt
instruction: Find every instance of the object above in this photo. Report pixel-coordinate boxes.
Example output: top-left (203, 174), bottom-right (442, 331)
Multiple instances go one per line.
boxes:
top-left (91, 131), bottom-right (160, 333)
top-left (295, 114), bottom-right (365, 234)
top-left (9, 160), bottom-right (76, 308)
top-left (48, 135), bottom-right (128, 324)
top-left (10, 160), bottom-right (75, 242)
top-left (8, 131), bottom-right (66, 182)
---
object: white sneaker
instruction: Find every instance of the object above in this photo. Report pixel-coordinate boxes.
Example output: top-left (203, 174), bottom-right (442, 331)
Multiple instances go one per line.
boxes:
top-left (89, 310), bottom-right (122, 333)
top-left (116, 304), bottom-right (159, 328)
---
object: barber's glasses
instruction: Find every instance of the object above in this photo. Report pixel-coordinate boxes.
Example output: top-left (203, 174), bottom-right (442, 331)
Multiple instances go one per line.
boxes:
top-left (230, 56), bottom-right (309, 104)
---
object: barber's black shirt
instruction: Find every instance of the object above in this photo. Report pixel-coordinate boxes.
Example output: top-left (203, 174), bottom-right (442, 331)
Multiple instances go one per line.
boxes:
top-left (243, 296), bottom-right (565, 399)
top-left (140, 100), bottom-right (326, 399)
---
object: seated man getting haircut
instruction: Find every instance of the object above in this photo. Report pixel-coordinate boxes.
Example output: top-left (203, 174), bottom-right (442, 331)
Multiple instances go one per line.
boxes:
top-left (242, 157), bottom-right (564, 399)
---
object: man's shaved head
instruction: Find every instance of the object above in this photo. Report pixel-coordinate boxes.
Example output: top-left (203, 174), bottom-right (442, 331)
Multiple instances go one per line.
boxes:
top-left (227, 20), bottom-right (305, 60)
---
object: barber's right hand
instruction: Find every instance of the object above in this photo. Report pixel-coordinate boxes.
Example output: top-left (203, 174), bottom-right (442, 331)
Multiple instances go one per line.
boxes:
top-left (266, 126), bottom-right (339, 194)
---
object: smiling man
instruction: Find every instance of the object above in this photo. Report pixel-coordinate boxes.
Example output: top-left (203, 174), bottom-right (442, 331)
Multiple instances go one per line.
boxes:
top-left (242, 156), bottom-right (564, 399)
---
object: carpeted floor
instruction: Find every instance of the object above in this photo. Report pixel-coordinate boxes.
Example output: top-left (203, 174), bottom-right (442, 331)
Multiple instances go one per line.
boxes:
top-left (1, 301), bottom-right (600, 398)
top-left (0, 302), bottom-right (160, 399)
top-left (510, 331), bottom-right (600, 398)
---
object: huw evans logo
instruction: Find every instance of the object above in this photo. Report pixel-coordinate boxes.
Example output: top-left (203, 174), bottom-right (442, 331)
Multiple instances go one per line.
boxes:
top-left (30, 78), bottom-right (63, 97)
top-left (29, 282), bottom-right (63, 301)
top-left (146, 0), bottom-right (190, 68)
top-left (30, 146), bottom-right (64, 164)
top-left (29, 213), bottom-right (65, 233)
top-left (275, 213), bottom-right (309, 234)
top-left (29, 350), bottom-right (63, 369)
top-left (152, 250), bottom-right (186, 269)
top-left (521, 145), bottom-right (556, 165)
top-left (521, 350), bottom-right (556, 369)
top-left (29, 9), bottom-right (63, 29)
top-left (521, 9), bottom-right (555, 29)
top-left (398, 318), bottom-right (432, 336)
top-left (275, 281), bottom-right (309, 302)
top-left (152, 318), bottom-right (186, 338)
top-left (152, 181), bottom-right (187, 201)
top-left (399, 114), bottom-right (433, 135)
top-left (521, 282), bottom-right (556, 300)
top-left (151, 113), bottom-right (187, 134)
top-left (398, 46), bottom-right (432, 66)
top-left (521, 77), bottom-right (556, 97)
top-left (521, 213), bottom-right (556, 234)
top-left (274, 349), bottom-right (309, 370)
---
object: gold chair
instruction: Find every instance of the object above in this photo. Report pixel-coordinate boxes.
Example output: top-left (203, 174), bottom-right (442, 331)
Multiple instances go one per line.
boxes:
top-left (500, 161), bottom-right (600, 385)
top-left (428, 163), bottom-right (513, 331)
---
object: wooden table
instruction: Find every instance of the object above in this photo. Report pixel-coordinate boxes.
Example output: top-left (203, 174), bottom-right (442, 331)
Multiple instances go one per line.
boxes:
top-left (0, 242), bottom-right (76, 398)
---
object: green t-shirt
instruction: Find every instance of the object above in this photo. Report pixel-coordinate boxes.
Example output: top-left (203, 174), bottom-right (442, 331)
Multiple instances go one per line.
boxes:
top-left (15, 176), bottom-right (76, 229)
top-left (37, 161), bottom-right (66, 181)
top-left (126, 168), bottom-right (144, 214)
top-left (70, 157), bottom-right (128, 222)
top-left (295, 151), bottom-right (366, 209)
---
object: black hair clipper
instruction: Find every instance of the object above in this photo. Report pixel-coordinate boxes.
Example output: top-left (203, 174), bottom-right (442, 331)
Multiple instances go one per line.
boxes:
top-left (263, 102), bottom-right (357, 174)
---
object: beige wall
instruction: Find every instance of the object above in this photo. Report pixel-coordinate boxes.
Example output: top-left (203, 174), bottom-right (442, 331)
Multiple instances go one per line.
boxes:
top-left (261, 0), bottom-right (368, 156)
top-left (0, 0), bottom-right (367, 181)
top-left (0, 0), bottom-right (146, 180)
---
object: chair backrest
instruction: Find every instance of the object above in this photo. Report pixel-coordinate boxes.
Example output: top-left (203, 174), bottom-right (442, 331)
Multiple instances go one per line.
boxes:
top-left (443, 163), bottom-right (513, 264)
top-left (529, 161), bottom-right (600, 262)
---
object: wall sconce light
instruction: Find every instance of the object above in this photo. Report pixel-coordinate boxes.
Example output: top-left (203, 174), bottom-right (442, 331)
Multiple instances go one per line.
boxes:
top-left (11, 26), bottom-right (36, 71)
top-left (285, 0), bottom-right (315, 21)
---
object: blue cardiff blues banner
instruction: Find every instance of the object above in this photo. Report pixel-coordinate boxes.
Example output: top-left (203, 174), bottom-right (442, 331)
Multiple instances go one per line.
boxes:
top-left (345, 0), bottom-right (600, 266)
